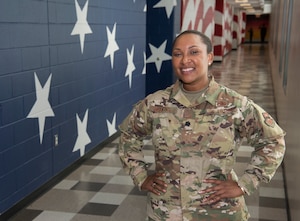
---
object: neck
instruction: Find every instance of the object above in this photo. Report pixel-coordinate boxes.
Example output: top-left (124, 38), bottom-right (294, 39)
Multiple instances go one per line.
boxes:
top-left (181, 77), bottom-right (209, 92)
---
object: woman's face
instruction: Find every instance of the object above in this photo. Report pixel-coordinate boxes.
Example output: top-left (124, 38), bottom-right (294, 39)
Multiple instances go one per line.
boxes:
top-left (172, 33), bottom-right (214, 91)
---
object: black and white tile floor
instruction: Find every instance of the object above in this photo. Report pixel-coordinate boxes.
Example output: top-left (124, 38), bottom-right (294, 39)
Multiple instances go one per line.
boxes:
top-left (8, 44), bottom-right (288, 221)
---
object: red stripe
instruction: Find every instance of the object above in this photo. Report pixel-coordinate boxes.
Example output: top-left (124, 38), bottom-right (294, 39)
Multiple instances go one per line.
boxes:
top-left (215, 0), bottom-right (224, 12)
top-left (233, 31), bottom-right (237, 38)
top-left (214, 24), bottom-right (223, 36)
top-left (233, 15), bottom-right (238, 22)
top-left (214, 45), bottom-right (223, 56)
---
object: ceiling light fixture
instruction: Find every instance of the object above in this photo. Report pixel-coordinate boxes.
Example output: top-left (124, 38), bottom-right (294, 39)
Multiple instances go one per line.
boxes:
top-left (240, 3), bottom-right (251, 6)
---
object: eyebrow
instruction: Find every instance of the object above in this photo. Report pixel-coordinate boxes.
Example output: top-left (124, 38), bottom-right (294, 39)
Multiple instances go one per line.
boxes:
top-left (173, 45), bottom-right (200, 50)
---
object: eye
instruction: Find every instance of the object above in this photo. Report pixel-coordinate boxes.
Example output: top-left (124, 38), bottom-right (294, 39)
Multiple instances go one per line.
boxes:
top-left (190, 50), bottom-right (200, 55)
top-left (172, 52), bottom-right (182, 57)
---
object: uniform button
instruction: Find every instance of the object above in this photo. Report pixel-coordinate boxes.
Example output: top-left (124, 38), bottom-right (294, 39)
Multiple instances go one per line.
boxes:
top-left (185, 121), bottom-right (190, 126)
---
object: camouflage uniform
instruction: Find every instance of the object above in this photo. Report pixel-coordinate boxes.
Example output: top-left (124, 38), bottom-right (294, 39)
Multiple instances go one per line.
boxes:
top-left (119, 76), bottom-right (286, 221)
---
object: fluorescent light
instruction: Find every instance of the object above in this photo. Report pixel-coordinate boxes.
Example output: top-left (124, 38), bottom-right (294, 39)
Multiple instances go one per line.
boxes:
top-left (240, 3), bottom-right (251, 6)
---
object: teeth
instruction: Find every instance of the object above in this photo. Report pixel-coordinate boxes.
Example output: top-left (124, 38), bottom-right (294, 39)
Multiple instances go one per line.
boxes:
top-left (182, 68), bottom-right (194, 72)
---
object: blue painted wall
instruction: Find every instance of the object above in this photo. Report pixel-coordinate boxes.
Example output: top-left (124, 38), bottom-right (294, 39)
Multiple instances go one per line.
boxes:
top-left (0, 0), bottom-right (147, 214)
top-left (146, 0), bottom-right (181, 94)
top-left (0, 0), bottom-right (182, 214)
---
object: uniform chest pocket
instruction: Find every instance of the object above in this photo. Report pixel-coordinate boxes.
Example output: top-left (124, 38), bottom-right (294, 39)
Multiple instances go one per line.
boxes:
top-left (152, 113), bottom-right (180, 148)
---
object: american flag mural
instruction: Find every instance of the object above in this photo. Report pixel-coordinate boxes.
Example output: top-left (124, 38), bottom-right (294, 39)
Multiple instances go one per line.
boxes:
top-left (214, 0), bottom-right (233, 61)
top-left (223, 1), bottom-right (233, 55)
top-left (145, 0), bottom-right (180, 95)
top-left (0, 0), bottom-right (149, 214)
top-left (181, 0), bottom-right (215, 41)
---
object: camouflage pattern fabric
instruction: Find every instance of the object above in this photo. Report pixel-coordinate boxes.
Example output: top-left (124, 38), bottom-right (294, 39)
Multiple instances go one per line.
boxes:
top-left (119, 76), bottom-right (286, 221)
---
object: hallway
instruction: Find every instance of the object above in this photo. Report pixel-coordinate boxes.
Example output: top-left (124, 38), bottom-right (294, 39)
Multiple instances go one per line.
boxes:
top-left (7, 44), bottom-right (288, 221)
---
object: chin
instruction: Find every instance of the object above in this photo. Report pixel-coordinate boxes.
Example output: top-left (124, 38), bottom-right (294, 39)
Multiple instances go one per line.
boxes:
top-left (179, 76), bottom-right (195, 83)
top-left (179, 80), bottom-right (195, 86)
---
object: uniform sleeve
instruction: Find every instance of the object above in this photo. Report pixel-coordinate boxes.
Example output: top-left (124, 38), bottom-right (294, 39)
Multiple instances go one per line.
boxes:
top-left (237, 99), bottom-right (286, 195)
top-left (118, 100), bottom-right (152, 189)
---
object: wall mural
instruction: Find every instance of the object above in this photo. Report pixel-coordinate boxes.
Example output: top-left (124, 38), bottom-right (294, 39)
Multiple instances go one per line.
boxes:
top-left (145, 0), bottom-right (178, 95)
top-left (146, 40), bottom-right (172, 73)
top-left (0, 0), bottom-right (149, 214)
top-left (26, 73), bottom-right (54, 144)
top-left (71, 0), bottom-right (93, 54)
top-left (181, 0), bottom-right (215, 39)
top-left (223, 1), bottom-right (233, 56)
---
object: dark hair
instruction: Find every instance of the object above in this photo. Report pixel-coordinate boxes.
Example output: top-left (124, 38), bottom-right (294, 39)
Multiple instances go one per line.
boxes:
top-left (173, 30), bottom-right (213, 54)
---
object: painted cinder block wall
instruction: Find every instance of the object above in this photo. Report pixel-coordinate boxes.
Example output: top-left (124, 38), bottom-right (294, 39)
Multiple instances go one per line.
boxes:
top-left (180, 0), bottom-right (216, 40)
top-left (214, 0), bottom-right (234, 61)
top-left (0, 0), bottom-right (147, 214)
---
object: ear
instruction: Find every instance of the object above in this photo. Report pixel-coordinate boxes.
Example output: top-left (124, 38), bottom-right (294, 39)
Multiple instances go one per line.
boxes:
top-left (208, 52), bottom-right (214, 64)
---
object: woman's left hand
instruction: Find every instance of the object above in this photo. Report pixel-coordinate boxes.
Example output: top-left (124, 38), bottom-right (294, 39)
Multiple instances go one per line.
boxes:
top-left (199, 174), bottom-right (245, 205)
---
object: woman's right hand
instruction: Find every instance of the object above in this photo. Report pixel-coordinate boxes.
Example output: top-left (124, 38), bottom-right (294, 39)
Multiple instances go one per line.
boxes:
top-left (141, 172), bottom-right (167, 195)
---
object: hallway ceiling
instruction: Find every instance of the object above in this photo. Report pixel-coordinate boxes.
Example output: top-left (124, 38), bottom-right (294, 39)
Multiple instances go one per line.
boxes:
top-left (227, 0), bottom-right (272, 14)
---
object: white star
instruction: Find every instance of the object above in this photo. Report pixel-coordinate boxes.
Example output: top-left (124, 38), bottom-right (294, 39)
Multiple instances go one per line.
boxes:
top-left (27, 73), bottom-right (55, 144)
top-left (144, 4), bottom-right (147, 12)
top-left (73, 109), bottom-right (91, 157)
top-left (153, 0), bottom-right (177, 19)
top-left (125, 45), bottom-right (136, 88)
top-left (104, 23), bottom-right (119, 69)
top-left (142, 52), bottom-right (146, 75)
top-left (106, 112), bottom-right (117, 136)
top-left (71, 0), bottom-right (93, 54)
top-left (146, 40), bottom-right (171, 73)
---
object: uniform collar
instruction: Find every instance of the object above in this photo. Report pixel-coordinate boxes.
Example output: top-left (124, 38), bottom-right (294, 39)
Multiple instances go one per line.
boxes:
top-left (170, 75), bottom-right (222, 107)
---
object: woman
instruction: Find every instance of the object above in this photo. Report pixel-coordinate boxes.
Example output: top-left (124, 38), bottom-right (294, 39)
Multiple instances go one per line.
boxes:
top-left (118, 30), bottom-right (285, 221)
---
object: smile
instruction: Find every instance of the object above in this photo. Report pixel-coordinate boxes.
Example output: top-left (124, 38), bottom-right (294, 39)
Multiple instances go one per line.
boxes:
top-left (181, 67), bottom-right (195, 73)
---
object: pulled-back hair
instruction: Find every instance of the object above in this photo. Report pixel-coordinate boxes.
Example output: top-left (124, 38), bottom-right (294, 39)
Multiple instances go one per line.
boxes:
top-left (173, 30), bottom-right (213, 54)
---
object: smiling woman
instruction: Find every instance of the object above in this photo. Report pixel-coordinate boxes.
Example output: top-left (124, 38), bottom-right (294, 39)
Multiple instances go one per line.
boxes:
top-left (118, 30), bottom-right (286, 221)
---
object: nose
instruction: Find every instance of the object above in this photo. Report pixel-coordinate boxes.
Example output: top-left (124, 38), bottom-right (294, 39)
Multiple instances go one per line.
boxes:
top-left (181, 55), bottom-right (190, 64)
